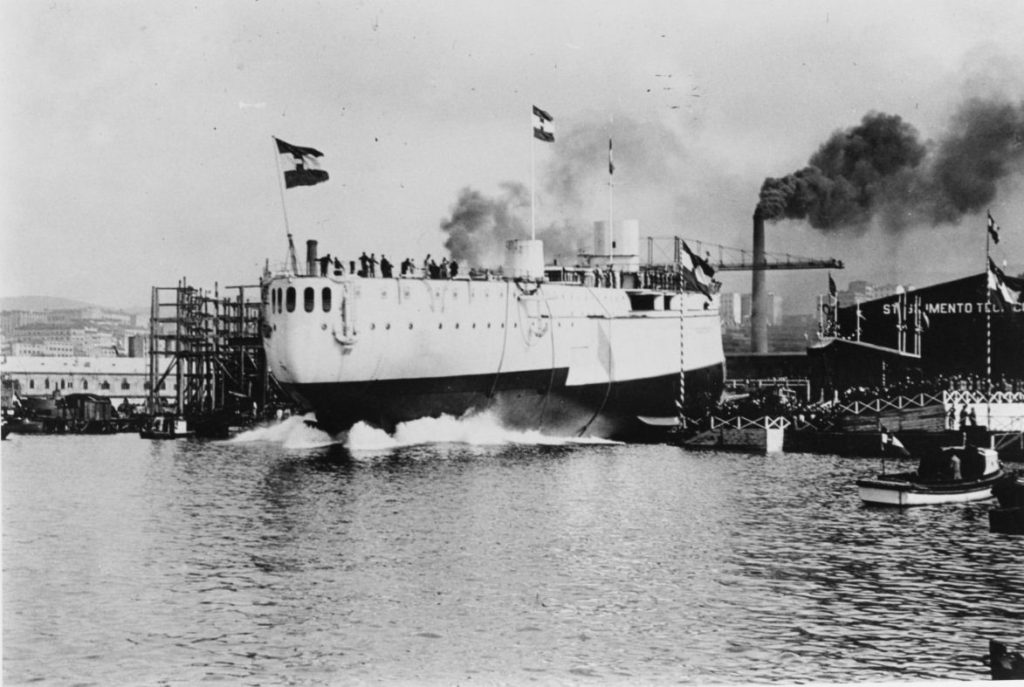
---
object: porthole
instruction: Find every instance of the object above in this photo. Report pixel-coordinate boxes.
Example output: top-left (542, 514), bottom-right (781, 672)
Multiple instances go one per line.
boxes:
top-left (386, 323), bottom-right (391, 330)
top-left (371, 323), bottom-right (376, 330)
top-left (304, 287), bottom-right (315, 312)
top-left (439, 323), bottom-right (443, 329)
top-left (455, 323), bottom-right (459, 329)
top-left (409, 323), bottom-right (414, 330)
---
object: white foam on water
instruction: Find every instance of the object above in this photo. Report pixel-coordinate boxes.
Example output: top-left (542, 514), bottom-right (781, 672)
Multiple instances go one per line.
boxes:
top-left (344, 411), bottom-right (621, 451)
top-left (229, 414), bottom-right (338, 449)
top-left (227, 411), bottom-right (621, 452)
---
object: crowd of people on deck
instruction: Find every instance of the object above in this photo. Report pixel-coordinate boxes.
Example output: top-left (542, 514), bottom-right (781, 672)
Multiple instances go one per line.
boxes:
top-left (311, 252), bottom-right (463, 280)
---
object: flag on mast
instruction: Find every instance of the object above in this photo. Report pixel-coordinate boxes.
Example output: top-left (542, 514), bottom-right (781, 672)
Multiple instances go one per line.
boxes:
top-left (987, 211), bottom-right (1001, 244)
top-left (275, 138), bottom-right (329, 188)
top-left (828, 274), bottom-right (838, 302)
top-left (988, 257), bottom-right (1023, 304)
top-left (608, 138), bottom-right (615, 175)
top-left (532, 106), bottom-right (554, 142)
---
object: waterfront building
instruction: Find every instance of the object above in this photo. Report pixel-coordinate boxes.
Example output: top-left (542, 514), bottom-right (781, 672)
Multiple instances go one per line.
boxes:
top-left (0, 356), bottom-right (176, 405)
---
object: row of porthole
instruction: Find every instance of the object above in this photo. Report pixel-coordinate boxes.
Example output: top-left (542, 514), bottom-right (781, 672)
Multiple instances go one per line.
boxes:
top-left (361, 321), bottom-right (576, 331)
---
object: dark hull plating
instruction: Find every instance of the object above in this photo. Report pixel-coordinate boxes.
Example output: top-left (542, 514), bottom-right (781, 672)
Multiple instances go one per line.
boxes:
top-left (284, 362), bottom-right (725, 439)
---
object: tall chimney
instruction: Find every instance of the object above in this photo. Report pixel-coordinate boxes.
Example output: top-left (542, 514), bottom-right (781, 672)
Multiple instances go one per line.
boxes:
top-left (306, 239), bottom-right (318, 276)
top-left (751, 206), bottom-right (768, 353)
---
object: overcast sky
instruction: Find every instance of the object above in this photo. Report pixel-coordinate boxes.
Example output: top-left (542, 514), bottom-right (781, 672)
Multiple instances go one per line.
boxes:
top-left (2, 0), bottom-right (1023, 311)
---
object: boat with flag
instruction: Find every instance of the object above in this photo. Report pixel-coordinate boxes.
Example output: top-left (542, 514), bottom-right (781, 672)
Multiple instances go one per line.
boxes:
top-left (857, 431), bottom-right (1006, 506)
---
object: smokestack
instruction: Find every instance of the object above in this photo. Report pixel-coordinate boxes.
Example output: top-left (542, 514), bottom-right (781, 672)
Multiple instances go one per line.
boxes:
top-left (306, 239), bottom-right (318, 276)
top-left (751, 207), bottom-right (768, 353)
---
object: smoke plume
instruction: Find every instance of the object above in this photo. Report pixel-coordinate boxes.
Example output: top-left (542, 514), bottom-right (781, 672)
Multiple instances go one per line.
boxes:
top-left (440, 182), bottom-right (584, 267)
top-left (758, 97), bottom-right (1024, 231)
top-left (440, 116), bottom-right (687, 268)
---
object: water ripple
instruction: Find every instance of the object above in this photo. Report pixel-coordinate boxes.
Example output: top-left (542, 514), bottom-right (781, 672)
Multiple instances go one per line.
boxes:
top-left (3, 435), bottom-right (1020, 684)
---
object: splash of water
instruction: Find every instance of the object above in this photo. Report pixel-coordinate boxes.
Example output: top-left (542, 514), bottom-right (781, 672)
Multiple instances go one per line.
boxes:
top-left (346, 411), bottom-right (620, 451)
top-left (230, 410), bottom-right (620, 452)
top-left (229, 414), bottom-right (337, 449)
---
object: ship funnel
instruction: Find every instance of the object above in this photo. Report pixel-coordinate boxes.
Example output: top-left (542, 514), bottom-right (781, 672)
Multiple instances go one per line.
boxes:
top-left (592, 220), bottom-right (641, 271)
top-left (306, 240), bottom-right (319, 276)
top-left (505, 239), bottom-right (544, 280)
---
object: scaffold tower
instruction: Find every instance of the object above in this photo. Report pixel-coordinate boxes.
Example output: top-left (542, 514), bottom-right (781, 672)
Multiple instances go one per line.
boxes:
top-left (146, 280), bottom-right (285, 418)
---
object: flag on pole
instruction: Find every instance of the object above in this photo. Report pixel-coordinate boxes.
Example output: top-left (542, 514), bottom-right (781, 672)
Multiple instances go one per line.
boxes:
top-left (275, 138), bottom-right (329, 188)
top-left (987, 211), bottom-right (1001, 244)
top-left (680, 241), bottom-right (714, 300)
top-left (828, 273), bottom-right (838, 301)
top-left (881, 432), bottom-right (911, 458)
top-left (608, 138), bottom-right (615, 175)
top-left (532, 106), bottom-right (554, 142)
top-left (988, 257), bottom-right (1023, 304)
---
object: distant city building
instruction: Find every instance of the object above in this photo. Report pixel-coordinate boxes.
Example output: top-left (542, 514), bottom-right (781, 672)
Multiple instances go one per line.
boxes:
top-left (720, 292), bottom-right (742, 327)
top-left (733, 292), bottom-right (783, 327)
top-left (720, 291), bottom-right (808, 353)
top-left (1, 308), bottom-right (147, 358)
top-left (0, 356), bottom-right (174, 403)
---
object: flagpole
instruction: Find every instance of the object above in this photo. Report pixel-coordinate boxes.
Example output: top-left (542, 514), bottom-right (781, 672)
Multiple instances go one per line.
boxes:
top-left (985, 212), bottom-right (992, 430)
top-left (271, 137), bottom-right (298, 273)
top-left (531, 124), bottom-right (536, 241)
top-left (607, 174), bottom-right (613, 266)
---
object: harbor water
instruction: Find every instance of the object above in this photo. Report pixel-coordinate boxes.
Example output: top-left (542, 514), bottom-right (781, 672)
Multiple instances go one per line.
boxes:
top-left (3, 415), bottom-right (1021, 685)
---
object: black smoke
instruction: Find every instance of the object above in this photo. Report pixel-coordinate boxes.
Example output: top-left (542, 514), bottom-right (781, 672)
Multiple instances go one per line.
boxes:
top-left (440, 182), bottom-right (583, 268)
top-left (758, 97), bottom-right (1024, 231)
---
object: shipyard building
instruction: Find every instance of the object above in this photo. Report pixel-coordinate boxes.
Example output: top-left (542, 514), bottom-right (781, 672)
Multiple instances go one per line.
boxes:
top-left (809, 271), bottom-right (1024, 394)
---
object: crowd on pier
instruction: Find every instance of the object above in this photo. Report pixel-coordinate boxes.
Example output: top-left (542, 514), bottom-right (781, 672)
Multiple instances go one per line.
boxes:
top-left (709, 371), bottom-right (1024, 429)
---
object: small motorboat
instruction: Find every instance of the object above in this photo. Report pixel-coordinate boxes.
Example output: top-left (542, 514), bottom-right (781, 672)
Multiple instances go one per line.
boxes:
top-left (989, 471), bottom-right (1024, 535)
top-left (139, 413), bottom-right (193, 440)
top-left (989, 639), bottom-right (1024, 680)
top-left (857, 434), bottom-right (1005, 507)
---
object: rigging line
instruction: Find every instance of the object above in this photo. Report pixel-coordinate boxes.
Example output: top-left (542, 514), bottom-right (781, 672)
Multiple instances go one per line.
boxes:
top-left (537, 292), bottom-right (558, 429)
top-left (577, 285), bottom-right (616, 437)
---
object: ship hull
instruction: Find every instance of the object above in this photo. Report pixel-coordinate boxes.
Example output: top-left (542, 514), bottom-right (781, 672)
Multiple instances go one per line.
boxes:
top-left (282, 362), bottom-right (724, 438)
top-left (262, 273), bottom-right (726, 440)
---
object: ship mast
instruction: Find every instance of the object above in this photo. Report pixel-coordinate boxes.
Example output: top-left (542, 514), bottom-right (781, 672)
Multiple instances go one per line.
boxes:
top-left (271, 137), bottom-right (298, 273)
top-left (607, 138), bottom-right (614, 266)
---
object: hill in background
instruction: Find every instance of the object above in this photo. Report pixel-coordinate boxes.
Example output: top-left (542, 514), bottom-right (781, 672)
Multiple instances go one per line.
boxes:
top-left (0, 296), bottom-right (147, 316)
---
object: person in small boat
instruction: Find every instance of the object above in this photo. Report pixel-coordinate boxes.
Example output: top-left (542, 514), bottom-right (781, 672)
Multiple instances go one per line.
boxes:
top-left (949, 453), bottom-right (962, 481)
